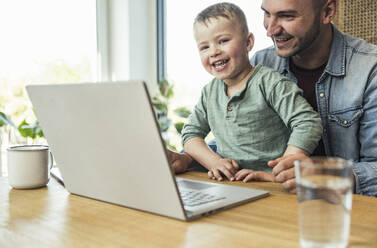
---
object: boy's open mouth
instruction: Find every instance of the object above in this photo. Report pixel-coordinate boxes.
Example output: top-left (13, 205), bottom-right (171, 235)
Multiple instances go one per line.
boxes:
top-left (212, 59), bottom-right (229, 70)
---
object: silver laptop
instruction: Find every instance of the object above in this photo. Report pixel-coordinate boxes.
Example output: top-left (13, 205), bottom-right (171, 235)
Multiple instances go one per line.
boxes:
top-left (26, 81), bottom-right (269, 221)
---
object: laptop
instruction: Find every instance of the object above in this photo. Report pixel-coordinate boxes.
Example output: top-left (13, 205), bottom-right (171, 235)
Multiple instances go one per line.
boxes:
top-left (26, 81), bottom-right (269, 221)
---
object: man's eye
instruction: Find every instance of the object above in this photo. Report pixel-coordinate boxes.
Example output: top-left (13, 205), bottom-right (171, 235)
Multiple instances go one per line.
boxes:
top-left (219, 39), bottom-right (229, 44)
top-left (281, 15), bottom-right (294, 19)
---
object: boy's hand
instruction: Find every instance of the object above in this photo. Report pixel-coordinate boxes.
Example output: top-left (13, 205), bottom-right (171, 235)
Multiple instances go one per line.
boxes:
top-left (207, 158), bottom-right (239, 181)
top-left (234, 169), bottom-right (274, 182)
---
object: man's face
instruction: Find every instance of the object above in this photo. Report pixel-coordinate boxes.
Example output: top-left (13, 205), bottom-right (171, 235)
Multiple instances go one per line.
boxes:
top-left (262, 0), bottom-right (322, 58)
top-left (194, 17), bottom-right (252, 85)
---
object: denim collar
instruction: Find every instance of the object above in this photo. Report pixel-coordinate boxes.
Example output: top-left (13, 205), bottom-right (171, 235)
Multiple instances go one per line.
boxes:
top-left (325, 25), bottom-right (346, 77)
top-left (278, 24), bottom-right (346, 77)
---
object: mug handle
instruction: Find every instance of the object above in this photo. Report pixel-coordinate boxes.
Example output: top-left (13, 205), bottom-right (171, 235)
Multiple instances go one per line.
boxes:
top-left (48, 151), bottom-right (54, 170)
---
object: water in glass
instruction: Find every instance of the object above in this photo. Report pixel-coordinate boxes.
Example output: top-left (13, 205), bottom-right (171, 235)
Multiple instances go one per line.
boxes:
top-left (297, 175), bottom-right (352, 248)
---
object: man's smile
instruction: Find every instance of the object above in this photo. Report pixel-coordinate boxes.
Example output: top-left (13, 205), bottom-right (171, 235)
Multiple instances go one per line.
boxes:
top-left (273, 35), bottom-right (294, 48)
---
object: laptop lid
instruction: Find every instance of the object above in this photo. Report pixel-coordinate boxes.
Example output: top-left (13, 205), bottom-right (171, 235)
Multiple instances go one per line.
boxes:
top-left (27, 81), bottom-right (187, 220)
top-left (26, 81), bottom-right (269, 221)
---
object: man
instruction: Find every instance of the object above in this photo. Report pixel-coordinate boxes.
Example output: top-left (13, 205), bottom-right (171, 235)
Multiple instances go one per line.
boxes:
top-left (169, 0), bottom-right (377, 196)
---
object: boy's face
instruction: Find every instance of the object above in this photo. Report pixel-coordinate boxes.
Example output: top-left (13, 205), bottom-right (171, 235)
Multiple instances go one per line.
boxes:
top-left (261, 0), bottom-right (323, 58)
top-left (194, 17), bottom-right (253, 84)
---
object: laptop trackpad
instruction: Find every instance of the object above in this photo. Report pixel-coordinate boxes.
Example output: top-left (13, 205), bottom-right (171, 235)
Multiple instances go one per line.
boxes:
top-left (178, 180), bottom-right (215, 190)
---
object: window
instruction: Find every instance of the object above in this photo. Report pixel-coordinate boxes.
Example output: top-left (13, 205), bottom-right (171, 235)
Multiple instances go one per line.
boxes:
top-left (0, 0), bottom-right (97, 174)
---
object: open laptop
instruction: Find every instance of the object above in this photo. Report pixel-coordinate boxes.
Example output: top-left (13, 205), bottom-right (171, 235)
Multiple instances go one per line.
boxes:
top-left (26, 81), bottom-right (269, 221)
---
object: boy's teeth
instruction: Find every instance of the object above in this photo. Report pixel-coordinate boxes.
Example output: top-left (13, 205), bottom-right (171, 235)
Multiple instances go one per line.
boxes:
top-left (214, 60), bottom-right (227, 66)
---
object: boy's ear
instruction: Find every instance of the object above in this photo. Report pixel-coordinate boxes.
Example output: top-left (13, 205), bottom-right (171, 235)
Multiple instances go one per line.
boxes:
top-left (246, 32), bottom-right (255, 51)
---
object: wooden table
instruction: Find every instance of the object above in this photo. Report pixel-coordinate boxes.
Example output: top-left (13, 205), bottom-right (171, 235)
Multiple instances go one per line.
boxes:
top-left (0, 172), bottom-right (376, 248)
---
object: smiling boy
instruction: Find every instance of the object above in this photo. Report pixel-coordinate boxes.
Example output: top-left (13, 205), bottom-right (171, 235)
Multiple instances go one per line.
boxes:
top-left (181, 2), bottom-right (323, 182)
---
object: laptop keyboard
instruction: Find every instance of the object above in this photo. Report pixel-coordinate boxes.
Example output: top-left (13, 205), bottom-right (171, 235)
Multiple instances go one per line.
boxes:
top-left (179, 189), bottom-right (226, 207)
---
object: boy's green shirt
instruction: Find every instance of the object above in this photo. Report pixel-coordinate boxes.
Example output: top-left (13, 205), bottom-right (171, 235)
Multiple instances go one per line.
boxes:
top-left (181, 64), bottom-right (323, 171)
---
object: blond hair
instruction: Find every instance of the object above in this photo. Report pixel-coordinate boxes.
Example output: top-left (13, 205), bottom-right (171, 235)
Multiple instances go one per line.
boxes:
top-left (194, 2), bottom-right (249, 36)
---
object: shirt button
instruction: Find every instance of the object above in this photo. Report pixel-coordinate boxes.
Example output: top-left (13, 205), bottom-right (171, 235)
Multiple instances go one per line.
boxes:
top-left (319, 93), bottom-right (325, 98)
top-left (343, 120), bottom-right (348, 125)
top-left (227, 105), bottom-right (233, 111)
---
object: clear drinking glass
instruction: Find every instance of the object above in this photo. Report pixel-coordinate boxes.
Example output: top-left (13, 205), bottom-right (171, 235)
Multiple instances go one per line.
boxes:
top-left (295, 157), bottom-right (353, 248)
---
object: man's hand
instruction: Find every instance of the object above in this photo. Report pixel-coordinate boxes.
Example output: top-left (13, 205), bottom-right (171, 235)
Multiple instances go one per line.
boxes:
top-left (268, 153), bottom-right (308, 193)
top-left (167, 149), bottom-right (193, 174)
top-left (207, 158), bottom-right (239, 181)
top-left (234, 169), bottom-right (274, 182)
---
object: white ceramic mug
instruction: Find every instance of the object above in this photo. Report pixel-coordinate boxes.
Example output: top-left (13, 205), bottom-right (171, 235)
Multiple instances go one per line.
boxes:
top-left (7, 145), bottom-right (53, 189)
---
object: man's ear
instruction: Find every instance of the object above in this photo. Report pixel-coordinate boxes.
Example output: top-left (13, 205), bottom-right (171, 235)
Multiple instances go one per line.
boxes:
top-left (246, 32), bottom-right (255, 52)
top-left (322, 0), bottom-right (337, 24)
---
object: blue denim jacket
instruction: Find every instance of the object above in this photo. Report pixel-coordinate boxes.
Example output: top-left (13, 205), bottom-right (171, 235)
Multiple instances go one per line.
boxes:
top-left (251, 25), bottom-right (377, 196)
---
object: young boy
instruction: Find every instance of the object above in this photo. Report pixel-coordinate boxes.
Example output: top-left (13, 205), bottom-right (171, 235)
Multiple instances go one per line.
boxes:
top-left (181, 2), bottom-right (323, 182)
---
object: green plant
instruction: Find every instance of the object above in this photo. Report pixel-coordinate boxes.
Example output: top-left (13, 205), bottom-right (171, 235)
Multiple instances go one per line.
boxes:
top-left (0, 111), bottom-right (44, 142)
top-left (152, 79), bottom-right (174, 134)
top-left (0, 112), bottom-right (15, 128)
top-left (3, 78), bottom-right (189, 148)
top-left (152, 79), bottom-right (191, 151)
top-left (173, 107), bottom-right (192, 134)
top-left (17, 119), bottom-right (44, 139)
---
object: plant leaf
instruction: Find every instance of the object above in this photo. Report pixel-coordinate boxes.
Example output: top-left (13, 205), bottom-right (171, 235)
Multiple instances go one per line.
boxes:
top-left (158, 115), bottom-right (171, 133)
top-left (158, 78), bottom-right (174, 99)
top-left (18, 119), bottom-right (35, 138)
top-left (174, 121), bottom-right (185, 134)
top-left (18, 119), bottom-right (44, 139)
top-left (173, 107), bottom-right (191, 118)
top-left (158, 79), bottom-right (169, 96)
top-left (34, 121), bottom-right (44, 137)
top-left (166, 143), bottom-right (177, 151)
top-left (165, 84), bottom-right (174, 99)
top-left (0, 111), bottom-right (15, 127)
top-left (152, 96), bottom-right (168, 113)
